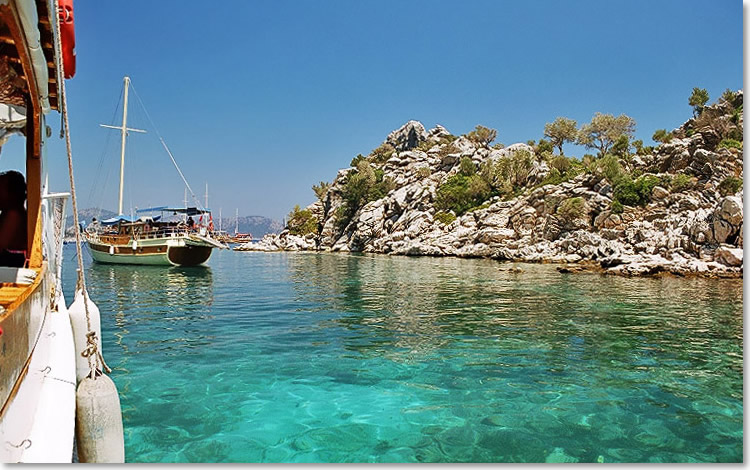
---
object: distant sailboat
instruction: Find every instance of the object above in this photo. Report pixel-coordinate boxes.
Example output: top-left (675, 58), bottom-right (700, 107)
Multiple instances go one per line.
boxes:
top-left (84, 76), bottom-right (224, 266)
top-left (230, 208), bottom-right (253, 243)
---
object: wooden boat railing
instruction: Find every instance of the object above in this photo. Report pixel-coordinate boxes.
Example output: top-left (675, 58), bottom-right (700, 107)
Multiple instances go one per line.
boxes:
top-left (89, 226), bottom-right (211, 244)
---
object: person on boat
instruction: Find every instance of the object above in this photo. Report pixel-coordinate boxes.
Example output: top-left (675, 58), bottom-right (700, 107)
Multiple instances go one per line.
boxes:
top-left (0, 170), bottom-right (27, 267)
top-left (187, 216), bottom-right (195, 228)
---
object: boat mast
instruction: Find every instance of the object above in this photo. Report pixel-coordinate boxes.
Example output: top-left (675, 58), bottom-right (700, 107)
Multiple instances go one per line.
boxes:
top-left (205, 183), bottom-right (208, 209)
top-left (118, 77), bottom-right (130, 216)
top-left (100, 76), bottom-right (146, 215)
top-left (219, 208), bottom-right (222, 232)
top-left (235, 208), bottom-right (239, 235)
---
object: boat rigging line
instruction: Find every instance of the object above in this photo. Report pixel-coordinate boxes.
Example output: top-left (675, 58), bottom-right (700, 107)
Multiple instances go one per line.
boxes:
top-left (87, 86), bottom-right (123, 220)
top-left (52, 0), bottom-right (109, 376)
top-left (128, 82), bottom-right (206, 212)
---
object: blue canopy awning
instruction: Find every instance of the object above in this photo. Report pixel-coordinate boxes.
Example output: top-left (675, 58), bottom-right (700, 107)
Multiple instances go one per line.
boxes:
top-left (101, 215), bottom-right (137, 226)
top-left (135, 206), bottom-right (168, 213)
top-left (101, 215), bottom-right (161, 226)
top-left (135, 206), bottom-right (210, 216)
top-left (164, 207), bottom-right (211, 216)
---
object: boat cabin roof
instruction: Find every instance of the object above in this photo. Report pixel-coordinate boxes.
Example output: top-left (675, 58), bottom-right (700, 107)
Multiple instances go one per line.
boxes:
top-left (0, 0), bottom-right (61, 111)
top-left (101, 215), bottom-right (161, 226)
top-left (136, 206), bottom-right (212, 216)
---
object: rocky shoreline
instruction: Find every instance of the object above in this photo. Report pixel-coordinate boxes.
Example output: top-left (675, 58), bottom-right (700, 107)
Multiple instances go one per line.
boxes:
top-left (238, 94), bottom-right (743, 278)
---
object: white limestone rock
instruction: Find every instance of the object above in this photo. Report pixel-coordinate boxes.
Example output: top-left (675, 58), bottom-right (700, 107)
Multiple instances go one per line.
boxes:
top-left (715, 245), bottom-right (743, 267)
top-left (386, 120), bottom-right (428, 151)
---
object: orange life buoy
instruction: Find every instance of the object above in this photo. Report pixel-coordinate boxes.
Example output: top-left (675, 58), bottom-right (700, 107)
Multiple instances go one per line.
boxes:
top-left (58, 0), bottom-right (76, 79)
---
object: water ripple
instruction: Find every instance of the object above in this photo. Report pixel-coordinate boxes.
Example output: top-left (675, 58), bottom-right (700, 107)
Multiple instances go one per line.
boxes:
top-left (63, 249), bottom-right (743, 463)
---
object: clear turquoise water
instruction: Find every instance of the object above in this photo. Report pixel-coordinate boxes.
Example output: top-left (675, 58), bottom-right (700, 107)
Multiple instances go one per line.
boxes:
top-left (62, 245), bottom-right (743, 463)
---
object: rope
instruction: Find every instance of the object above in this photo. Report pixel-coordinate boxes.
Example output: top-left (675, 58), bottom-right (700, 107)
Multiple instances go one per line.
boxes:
top-left (87, 87), bottom-right (123, 214)
top-left (52, 0), bottom-right (110, 378)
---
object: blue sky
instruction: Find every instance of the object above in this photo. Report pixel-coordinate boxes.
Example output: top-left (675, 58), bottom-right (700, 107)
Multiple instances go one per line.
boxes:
top-left (1, 0), bottom-right (743, 220)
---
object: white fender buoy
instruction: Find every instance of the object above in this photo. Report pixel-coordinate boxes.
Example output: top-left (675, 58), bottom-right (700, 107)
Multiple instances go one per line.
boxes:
top-left (132, 240), bottom-right (138, 250)
top-left (68, 289), bottom-right (103, 383)
top-left (75, 374), bottom-right (125, 463)
top-left (109, 245), bottom-right (114, 255)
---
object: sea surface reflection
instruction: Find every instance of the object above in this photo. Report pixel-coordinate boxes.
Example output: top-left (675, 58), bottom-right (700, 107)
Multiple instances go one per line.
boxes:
top-left (62, 247), bottom-right (743, 463)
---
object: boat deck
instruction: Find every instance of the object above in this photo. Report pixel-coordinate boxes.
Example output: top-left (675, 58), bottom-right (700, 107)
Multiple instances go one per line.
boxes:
top-left (0, 267), bottom-right (43, 314)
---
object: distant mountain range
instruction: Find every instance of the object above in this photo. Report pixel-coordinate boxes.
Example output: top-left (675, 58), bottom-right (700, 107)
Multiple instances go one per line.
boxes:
top-left (65, 208), bottom-right (283, 237)
top-left (215, 215), bottom-right (284, 236)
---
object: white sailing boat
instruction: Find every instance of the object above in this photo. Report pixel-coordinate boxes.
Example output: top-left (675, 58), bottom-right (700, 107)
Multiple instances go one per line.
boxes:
top-left (83, 77), bottom-right (225, 266)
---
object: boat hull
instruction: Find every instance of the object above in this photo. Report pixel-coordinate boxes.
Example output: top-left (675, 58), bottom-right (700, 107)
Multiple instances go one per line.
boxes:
top-left (166, 245), bottom-right (212, 266)
top-left (87, 237), bottom-right (213, 267)
top-left (88, 247), bottom-right (171, 265)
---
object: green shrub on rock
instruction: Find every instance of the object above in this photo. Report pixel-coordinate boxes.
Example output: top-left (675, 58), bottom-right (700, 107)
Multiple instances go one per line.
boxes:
top-left (437, 142), bottom-right (460, 159)
top-left (670, 173), bottom-right (695, 192)
top-left (718, 177), bottom-right (743, 196)
top-left (638, 144), bottom-right (655, 155)
top-left (721, 88), bottom-right (740, 106)
top-left (479, 161), bottom-right (512, 196)
top-left (718, 139), bottom-right (743, 150)
top-left (336, 161), bottom-right (395, 230)
top-left (652, 129), bottom-right (672, 143)
top-left (595, 154), bottom-right (625, 184)
top-left (731, 105), bottom-right (743, 126)
top-left (435, 173), bottom-right (492, 216)
top-left (611, 200), bottom-right (624, 214)
top-left (416, 166), bottom-right (431, 178)
top-left (288, 205), bottom-right (318, 236)
top-left (334, 206), bottom-right (350, 231)
top-left (369, 143), bottom-right (396, 164)
top-left (611, 135), bottom-right (632, 159)
top-left (550, 155), bottom-right (572, 174)
top-left (535, 138), bottom-right (554, 155)
top-left (612, 174), bottom-right (660, 207)
top-left (540, 168), bottom-right (565, 186)
top-left (480, 149), bottom-right (535, 190)
top-left (351, 154), bottom-right (367, 167)
top-left (636, 174), bottom-right (661, 196)
top-left (459, 156), bottom-right (477, 176)
top-left (538, 155), bottom-right (582, 187)
top-left (612, 179), bottom-right (641, 206)
top-left (436, 149), bottom-right (538, 215)
top-left (312, 181), bottom-right (330, 201)
top-left (582, 154), bottom-right (597, 171)
top-left (506, 149), bottom-right (534, 187)
top-left (434, 211), bottom-right (456, 225)
top-left (689, 87), bottom-right (710, 116)
top-left (369, 143), bottom-right (396, 163)
top-left (556, 197), bottom-right (586, 222)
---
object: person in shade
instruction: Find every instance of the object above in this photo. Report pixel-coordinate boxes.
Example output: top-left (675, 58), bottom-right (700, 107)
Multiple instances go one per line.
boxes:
top-left (0, 170), bottom-right (27, 267)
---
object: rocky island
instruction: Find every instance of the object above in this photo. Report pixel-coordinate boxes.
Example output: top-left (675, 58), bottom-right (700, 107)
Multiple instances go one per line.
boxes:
top-left (239, 89), bottom-right (743, 277)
